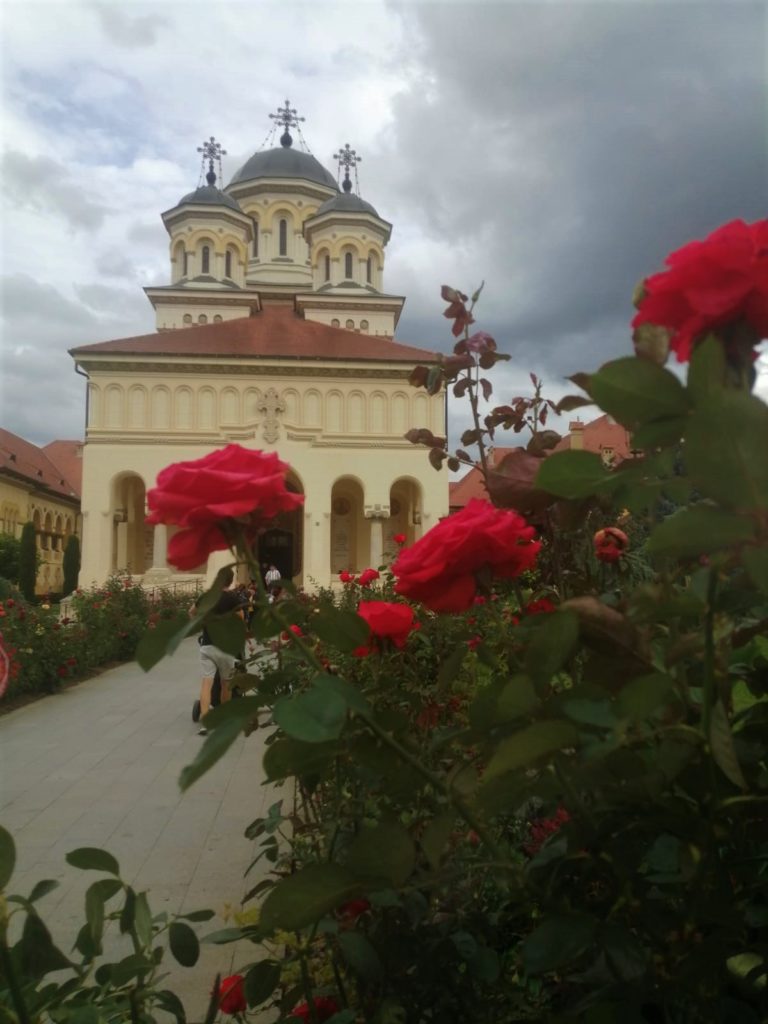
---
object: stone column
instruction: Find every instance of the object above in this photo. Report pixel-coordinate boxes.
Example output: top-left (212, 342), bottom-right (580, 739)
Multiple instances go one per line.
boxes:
top-left (151, 523), bottom-right (168, 570)
top-left (364, 507), bottom-right (390, 570)
top-left (115, 522), bottom-right (128, 571)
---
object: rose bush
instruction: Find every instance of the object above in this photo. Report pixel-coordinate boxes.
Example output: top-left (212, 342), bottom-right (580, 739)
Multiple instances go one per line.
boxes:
top-left (146, 445), bottom-right (304, 570)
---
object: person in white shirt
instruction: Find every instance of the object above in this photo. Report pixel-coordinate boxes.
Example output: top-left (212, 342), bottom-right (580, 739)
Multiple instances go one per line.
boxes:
top-left (265, 564), bottom-right (281, 587)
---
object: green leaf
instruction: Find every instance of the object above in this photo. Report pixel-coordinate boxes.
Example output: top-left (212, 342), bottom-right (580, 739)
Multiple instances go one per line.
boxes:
top-left (120, 886), bottom-right (136, 934)
top-left (65, 847), bottom-right (120, 875)
top-left (710, 700), bottom-right (747, 790)
top-left (497, 675), bottom-right (538, 721)
top-left (630, 416), bottom-right (687, 449)
top-left (562, 698), bottom-right (615, 729)
top-left (437, 646), bottom-right (467, 690)
top-left (600, 922), bottom-right (647, 981)
top-left (647, 505), bottom-right (755, 557)
top-left (687, 335), bottom-right (726, 405)
top-left (273, 685), bottom-right (347, 743)
top-left (484, 720), bottom-right (580, 782)
top-left (133, 891), bottom-right (153, 948)
top-left (169, 920), bottom-right (200, 967)
top-left (588, 356), bottom-right (690, 430)
top-left (19, 913), bottom-right (72, 978)
top-left (524, 611), bottom-right (579, 687)
top-left (686, 391), bottom-right (768, 512)
top-left (0, 826), bottom-right (15, 890)
top-left (523, 914), bottom-right (595, 974)
top-left (206, 614), bottom-right (247, 658)
top-left (312, 672), bottom-right (371, 714)
top-left (468, 945), bottom-right (501, 983)
top-left (84, 881), bottom-right (106, 951)
top-left (347, 821), bottom-right (415, 887)
top-left (179, 717), bottom-right (243, 791)
top-left (244, 959), bottom-right (282, 1007)
top-left (28, 879), bottom-right (59, 903)
top-left (263, 737), bottom-right (336, 781)
top-left (259, 863), bottom-right (362, 933)
top-left (177, 908), bottom-right (216, 923)
top-left (312, 607), bottom-right (371, 652)
top-left (339, 931), bottom-right (384, 982)
top-left (110, 952), bottom-right (154, 986)
top-left (535, 450), bottom-right (614, 499)
top-left (155, 990), bottom-right (188, 1024)
top-left (746, 546), bottom-right (768, 594)
top-left (420, 811), bottom-right (455, 871)
top-left (616, 673), bottom-right (675, 719)
top-left (136, 613), bottom-right (194, 672)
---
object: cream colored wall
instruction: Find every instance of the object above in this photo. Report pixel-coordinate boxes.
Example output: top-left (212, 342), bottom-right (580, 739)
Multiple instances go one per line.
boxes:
top-left (79, 365), bottom-right (447, 589)
top-left (238, 191), bottom-right (319, 287)
top-left (154, 303), bottom-right (250, 331)
top-left (302, 309), bottom-right (395, 337)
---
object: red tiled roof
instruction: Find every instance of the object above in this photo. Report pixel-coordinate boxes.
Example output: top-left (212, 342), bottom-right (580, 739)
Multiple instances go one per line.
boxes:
top-left (70, 306), bottom-right (438, 363)
top-left (43, 440), bottom-right (84, 498)
top-left (0, 429), bottom-right (81, 501)
top-left (449, 447), bottom-right (519, 508)
top-left (553, 414), bottom-right (633, 460)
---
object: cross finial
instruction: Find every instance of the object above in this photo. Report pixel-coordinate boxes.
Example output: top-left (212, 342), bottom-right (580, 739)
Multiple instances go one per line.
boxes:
top-left (197, 136), bottom-right (227, 186)
top-left (269, 99), bottom-right (305, 148)
top-left (333, 143), bottom-right (362, 193)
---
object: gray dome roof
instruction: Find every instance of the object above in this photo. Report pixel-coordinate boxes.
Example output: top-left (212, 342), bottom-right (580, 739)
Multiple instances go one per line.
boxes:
top-left (228, 146), bottom-right (338, 190)
top-left (314, 192), bottom-right (380, 218)
top-left (177, 184), bottom-right (243, 213)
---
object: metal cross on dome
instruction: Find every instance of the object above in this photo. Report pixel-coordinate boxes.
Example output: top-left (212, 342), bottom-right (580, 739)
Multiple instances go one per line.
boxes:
top-left (333, 143), bottom-right (362, 193)
top-left (269, 99), bottom-right (305, 136)
top-left (197, 136), bottom-right (227, 186)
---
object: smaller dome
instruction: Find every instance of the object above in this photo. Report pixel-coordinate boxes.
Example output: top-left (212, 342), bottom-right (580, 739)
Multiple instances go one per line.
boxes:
top-left (177, 184), bottom-right (243, 213)
top-left (313, 192), bottom-right (380, 218)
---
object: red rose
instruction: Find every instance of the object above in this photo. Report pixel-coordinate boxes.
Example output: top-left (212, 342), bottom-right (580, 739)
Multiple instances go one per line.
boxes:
top-left (632, 218), bottom-right (768, 362)
top-left (218, 974), bottom-right (247, 1014)
top-left (0, 638), bottom-right (9, 699)
top-left (146, 444), bottom-right (304, 571)
top-left (291, 996), bottom-right (340, 1022)
top-left (57, 666), bottom-right (68, 678)
top-left (339, 571), bottom-right (355, 584)
top-left (524, 806), bottom-right (570, 857)
top-left (357, 568), bottom-right (380, 587)
top-left (5, 599), bottom-right (14, 608)
top-left (337, 898), bottom-right (370, 926)
top-left (525, 598), bottom-right (556, 616)
top-left (593, 527), bottom-right (629, 564)
top-left (467, 635), bottom-right (482, 651)
top-left (393, 499), bottom-right (540, 613)
top-left (393, 533), bottom-right (407, 545)
top-left (357, 601), bottom-right (416, 651)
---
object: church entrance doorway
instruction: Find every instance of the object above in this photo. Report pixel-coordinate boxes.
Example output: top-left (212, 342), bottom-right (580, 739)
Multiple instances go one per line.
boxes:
top-left (258, 527), bottom-right (294, 583)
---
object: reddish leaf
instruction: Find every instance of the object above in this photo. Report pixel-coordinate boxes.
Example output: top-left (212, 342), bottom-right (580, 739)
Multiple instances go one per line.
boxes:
top-left (453, 378), bottom-right (471, 398)
top-left (485, 449), bottom-right (554, 514)
top-left (429, 447), bottom-right (447, 470)
top-left (530, 373), bottom-right (539, 387)
top-left (441, 285), bottom-right (467, 303)
top-left (461, 428), bottom-right (483, 446)
top-left (447, 457), bottom-right (460, 472)
top-left (526, 430), bottom-right (562, 455)
top-left (480, 378), bottom-right (493, 401)
top-left (408, 365), bottom-right (430, 388)
top-left (538, 405), bottom-right (548, 426)
top-left (555, 395), bottom-right (594, 414)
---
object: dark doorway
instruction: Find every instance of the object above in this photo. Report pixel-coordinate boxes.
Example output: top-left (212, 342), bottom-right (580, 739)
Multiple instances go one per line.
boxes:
top-left (258, 527), bottom-right (294, 581)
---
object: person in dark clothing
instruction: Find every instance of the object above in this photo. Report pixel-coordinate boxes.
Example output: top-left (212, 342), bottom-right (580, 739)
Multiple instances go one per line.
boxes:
top-left (191, 567), bottom-right (243, 735)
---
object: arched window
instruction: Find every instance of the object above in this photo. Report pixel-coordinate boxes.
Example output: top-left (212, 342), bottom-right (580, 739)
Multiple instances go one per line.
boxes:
top-left (344, 252), bottom-right (353, 279)
top-left (213, 314), bottom-right (223, 323)
top-left (345, 319), bottom-right (354, 330)
top-left (324, 254), bottom-right (331, 281)
top-left (201, 245), bottom-right (210, 274)
top-left (279, 219), bottom-right (288, 256)
top-left (198, 314), bottom-right (208, 325)
top-left (252, 219), bottom-right (259, 257)
top-left (366, 256), bottom-right (372, 283)
top-left (360, 319), bottom-right (369, 332)
top-left (183, 313), bottom-right (192, 324)
top-left (225, 250), bottom-right (232, 278)
top-left (331, 318), bottom-right (340, 328)
top-left (183, 251), bottom-right (189, 276)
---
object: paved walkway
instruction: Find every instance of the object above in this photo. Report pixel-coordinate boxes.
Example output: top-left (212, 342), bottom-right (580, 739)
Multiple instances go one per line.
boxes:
top-left (0, 639), bottom-right (282, 1020)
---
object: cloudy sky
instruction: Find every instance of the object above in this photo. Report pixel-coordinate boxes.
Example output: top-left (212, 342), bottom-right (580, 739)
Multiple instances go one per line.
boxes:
top-left (1, 0), bottom-right (766, 448)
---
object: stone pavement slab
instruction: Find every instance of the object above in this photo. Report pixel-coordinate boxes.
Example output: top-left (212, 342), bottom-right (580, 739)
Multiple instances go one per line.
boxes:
top-left (0, 638), bottom-right (285, 1020)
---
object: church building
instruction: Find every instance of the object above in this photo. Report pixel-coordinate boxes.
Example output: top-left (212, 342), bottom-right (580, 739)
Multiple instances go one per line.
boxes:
top-left (70, 102), bottom-right (447, 590)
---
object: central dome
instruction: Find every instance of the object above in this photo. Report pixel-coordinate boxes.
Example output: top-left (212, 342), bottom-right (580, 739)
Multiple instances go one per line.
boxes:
top-left (227, 146), bottom-right (338, 190)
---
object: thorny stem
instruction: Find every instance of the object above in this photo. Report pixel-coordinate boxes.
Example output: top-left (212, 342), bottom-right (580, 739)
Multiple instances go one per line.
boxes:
top-left (702, 569), bottom-right (718, 745)
top-left (359, 709), bottom-right (506, 861)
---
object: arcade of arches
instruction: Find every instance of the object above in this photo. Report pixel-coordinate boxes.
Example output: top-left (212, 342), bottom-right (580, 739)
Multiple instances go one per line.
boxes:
top-left (106, 470), bottom-right (425, 587)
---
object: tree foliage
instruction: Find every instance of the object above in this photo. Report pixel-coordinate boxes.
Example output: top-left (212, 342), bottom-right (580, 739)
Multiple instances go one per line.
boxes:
top-left (17, 521), bottom-right (37, 601)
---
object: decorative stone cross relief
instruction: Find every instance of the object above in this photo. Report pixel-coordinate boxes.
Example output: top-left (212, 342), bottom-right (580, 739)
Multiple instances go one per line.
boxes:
top-left (257, 388), bottom-right (285, 443)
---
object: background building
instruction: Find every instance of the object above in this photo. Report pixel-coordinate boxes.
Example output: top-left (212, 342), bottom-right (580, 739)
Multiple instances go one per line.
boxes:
top-left (70, 104), bottom-right (448, 590)
top-left (0, 430), bottom-right (82, 594)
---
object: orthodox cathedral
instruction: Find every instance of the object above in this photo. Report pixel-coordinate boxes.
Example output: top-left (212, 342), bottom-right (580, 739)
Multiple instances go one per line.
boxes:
top-left (70, 102), bottom-right (447, 590)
